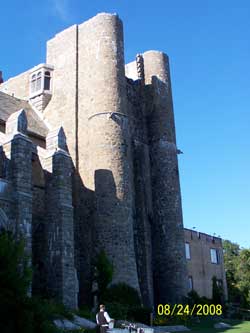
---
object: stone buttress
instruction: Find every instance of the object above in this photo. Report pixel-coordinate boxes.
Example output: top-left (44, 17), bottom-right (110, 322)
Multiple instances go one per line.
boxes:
top-left (2, 110), bottom-right (33, 257)
top-left (43, 128), bottom-right (78, 309)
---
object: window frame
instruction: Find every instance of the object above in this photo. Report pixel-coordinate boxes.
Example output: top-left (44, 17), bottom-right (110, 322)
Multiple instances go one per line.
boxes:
top-left (29, 67), bottom-right (52, 97)
top-left (188, 276), bottom-right (193, 291)
top-left (185, 242), bottom-right (191, 260)
top-left (210, 248), bottom-right (219, 264)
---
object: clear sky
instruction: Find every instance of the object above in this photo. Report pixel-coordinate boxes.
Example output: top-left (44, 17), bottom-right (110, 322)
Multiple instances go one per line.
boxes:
top-left (1, 1), bottom-right (250, 248)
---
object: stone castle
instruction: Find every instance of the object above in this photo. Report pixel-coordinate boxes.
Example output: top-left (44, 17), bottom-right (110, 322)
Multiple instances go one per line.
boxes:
top-left (0, 13), bottom-right (187, 309)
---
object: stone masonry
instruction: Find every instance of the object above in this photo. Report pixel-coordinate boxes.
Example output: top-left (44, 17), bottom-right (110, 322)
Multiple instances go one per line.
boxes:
top-left (0, 13), bottom-right (188, 309)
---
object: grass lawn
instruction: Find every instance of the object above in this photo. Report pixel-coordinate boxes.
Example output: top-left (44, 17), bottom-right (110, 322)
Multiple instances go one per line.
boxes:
top-left (181, 318), bottom-right (250, 333)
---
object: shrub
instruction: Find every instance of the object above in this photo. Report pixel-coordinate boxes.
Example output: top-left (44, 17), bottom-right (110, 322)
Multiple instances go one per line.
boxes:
top-left (101, 283), bottom-right (141, 306)
top-left (104, 302), bottom-right (129, 320)
top-left (95, 250), bottom-right (113, 298)
top-left (76, 305), bottom-right (95, 321)
top-left (212, 276), bottom-right (223, 305)
top-left (127, 306), bottom-right (152, 325)
top-left (0, 231), bottom-right (72, 333)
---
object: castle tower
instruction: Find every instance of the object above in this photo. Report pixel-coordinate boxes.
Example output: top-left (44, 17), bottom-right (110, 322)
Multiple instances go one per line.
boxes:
top-left (143, 51), bottom-right (187, 303)
top-left (44, 13), bottom-right (140, 298)
top-left (0, 13), bottom-right (188, 307)
top-left (78, 14), bottom-right (140, 290)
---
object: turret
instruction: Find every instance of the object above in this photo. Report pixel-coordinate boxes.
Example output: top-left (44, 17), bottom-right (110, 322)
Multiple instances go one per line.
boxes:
top-left (143, 51), bottom-right (187, 304)
top-left (78, 13), bottom-right (140, 291)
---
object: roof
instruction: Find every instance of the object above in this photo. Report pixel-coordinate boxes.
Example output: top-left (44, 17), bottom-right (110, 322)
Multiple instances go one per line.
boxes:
top-left (0, 91), bottom-right (48, 137)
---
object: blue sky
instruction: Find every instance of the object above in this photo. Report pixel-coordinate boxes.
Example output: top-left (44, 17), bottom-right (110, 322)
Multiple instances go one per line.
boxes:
top-left (1, 1), bottom-right (250, 247)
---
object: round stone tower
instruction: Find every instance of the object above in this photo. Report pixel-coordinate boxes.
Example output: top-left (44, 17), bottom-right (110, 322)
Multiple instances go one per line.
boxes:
top-left (143, 51), bottom-right (187, 304)
top-left (78, 14), bottom-right (140, 291)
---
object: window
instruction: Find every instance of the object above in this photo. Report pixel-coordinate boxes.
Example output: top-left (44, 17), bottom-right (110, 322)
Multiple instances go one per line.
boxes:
top-left (44, 71), bottom-right (51, 90)
top-left (210, 248), bottom-right (219, 264)
top-left (36, 71), bottom-right (42, 91)
top-left (185, 242), bottom-right (191, 260)
top-left (188, 276), bottom-right (193, 291)
top-left (29, 66), bottom-right (53, 97)
top-left (31, 74), bottom-right (36, 93)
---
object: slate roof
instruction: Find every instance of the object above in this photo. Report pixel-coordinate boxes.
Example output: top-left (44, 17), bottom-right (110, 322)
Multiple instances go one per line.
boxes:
top-left (0, 91), bottom-right (48, 137)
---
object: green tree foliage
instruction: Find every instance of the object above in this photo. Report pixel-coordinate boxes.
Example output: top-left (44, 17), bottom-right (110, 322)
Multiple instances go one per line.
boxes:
top-left (0, 231), bottom-right (33, 332)
top-left (212, 276), bottom-right (223, 304)
top-left (0, 231), bottom-right (32, 299)
top-left (95, 250), bottom-right (113, 297)
top-left (101, 283), bottom-right (152, 323)
top-left (223, 240), bottom-right (250, 307)
top-left (236, 249), bottom-right (250, 307)
top-left (101, 283), bottom-right (141, 306)
top-left (0, 231), bottom-right (61, 333)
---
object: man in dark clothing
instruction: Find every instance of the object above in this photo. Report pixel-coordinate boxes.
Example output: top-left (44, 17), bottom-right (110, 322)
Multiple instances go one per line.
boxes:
top-left (96, 304), bottom-right (113, 333)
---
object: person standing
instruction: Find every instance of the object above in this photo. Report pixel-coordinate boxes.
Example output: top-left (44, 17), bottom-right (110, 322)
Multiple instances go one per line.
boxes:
top-left (96, 304), bottom-right (113, 333)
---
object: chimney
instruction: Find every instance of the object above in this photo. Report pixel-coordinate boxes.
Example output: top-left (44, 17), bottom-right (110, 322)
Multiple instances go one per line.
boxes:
top-left (0, 71), bottom-right (3, 84)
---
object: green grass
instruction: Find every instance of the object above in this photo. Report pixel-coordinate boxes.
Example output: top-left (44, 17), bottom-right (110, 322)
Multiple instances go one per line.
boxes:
top-left (180, 318), bottom-right (250, 333)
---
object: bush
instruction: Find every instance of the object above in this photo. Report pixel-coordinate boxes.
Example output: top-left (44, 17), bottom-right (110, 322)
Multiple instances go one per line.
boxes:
top-left (104, 302), bottom-right (130, 320)
top-left (101, 283), bottom-right (141, 306)
top-left (76, 305), bottom-right (96, 321)
top-left (95, 251), bottom-right (113, 298)
top-left (101, 284), bottom-right (151, 323)
top-left (187, 289), bottom-right (212, 307)
top-left (0, 231), bottom-right (73, 333)
top-left (212, 276), bottom-right (223, 305)
top-left (127, 306), bottom-right (152, 325)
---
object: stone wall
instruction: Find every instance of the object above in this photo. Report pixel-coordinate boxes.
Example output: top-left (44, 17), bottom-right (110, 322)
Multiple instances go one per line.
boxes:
top-left (185, 229), bottom-right (228, 300)
top-left (45, 24), bottom-right (78, 165)
top-left (44, 149), bottom-right (78, 309)
top-left (127, 79), bottom-right (154, 306)
top-left (0, 70), bottom-right (30, 100)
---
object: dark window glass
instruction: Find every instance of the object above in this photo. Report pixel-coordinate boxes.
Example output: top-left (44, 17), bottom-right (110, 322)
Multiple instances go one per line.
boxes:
top-left (44, 71), bottom-right (51, 90)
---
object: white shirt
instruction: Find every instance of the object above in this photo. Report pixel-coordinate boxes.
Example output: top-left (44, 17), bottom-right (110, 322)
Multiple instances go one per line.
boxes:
top-left (96, 310), bottom-right (112, 325)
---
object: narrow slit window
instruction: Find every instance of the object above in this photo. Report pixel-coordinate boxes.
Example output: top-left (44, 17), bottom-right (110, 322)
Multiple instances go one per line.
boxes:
top-left (185, 242), bottom-right (191, 260)
top-left (188, 276), bottom-right (193, 290)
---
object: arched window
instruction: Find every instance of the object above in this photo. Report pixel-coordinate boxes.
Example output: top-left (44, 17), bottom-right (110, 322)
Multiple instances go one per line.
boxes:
top-left (29, 67), bottom-right (53, 96)
top-left (36, 72), bottom-right (42, 91)
top-left (31, 74), bottom-right (36, 93)
top-left (44, 71), bottom-right (51, 90)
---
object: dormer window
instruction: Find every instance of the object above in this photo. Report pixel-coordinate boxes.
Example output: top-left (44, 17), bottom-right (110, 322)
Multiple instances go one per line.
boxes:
top-left (29, 64), bottom-right (53, 98)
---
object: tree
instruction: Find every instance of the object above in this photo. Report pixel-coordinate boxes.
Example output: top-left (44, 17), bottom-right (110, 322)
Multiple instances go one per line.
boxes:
top-left (0, 231), bottom-right (32, 332)
top-left (236, 249), bottom-right (250, 308)
top-left (223, 240), bottom-right (250, 308)
top-left (0, 231), bottom-right (59, 333)
top-left (223, 240), bottom-right (240, 285)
